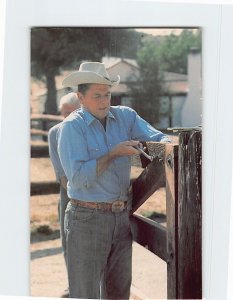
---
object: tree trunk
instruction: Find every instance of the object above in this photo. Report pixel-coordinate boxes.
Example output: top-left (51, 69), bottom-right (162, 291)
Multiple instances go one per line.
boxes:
top-left (44, 70), bottom-right (57, 115)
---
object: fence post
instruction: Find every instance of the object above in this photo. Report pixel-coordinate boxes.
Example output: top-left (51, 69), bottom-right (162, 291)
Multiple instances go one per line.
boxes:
top-left (177, 130), bottom-right (202, 299)
top-left (165, 143), bottom-right (179, 299)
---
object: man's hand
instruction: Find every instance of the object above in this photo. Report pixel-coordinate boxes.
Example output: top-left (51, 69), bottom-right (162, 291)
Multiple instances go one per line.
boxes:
top-left (96, 140), bottom-right (141, 176)
top-left (109, 140), bottom-right (141, 159)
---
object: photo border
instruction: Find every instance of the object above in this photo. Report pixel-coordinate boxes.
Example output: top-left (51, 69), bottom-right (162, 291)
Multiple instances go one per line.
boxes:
top-left (1, 1), bottom-right (233, 299)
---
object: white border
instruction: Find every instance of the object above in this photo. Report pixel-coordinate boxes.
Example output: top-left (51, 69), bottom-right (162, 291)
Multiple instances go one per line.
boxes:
top-left (228, 161), bottom-right (233, 300)
top-left (0, 0), bottom-right (6, 139)
top-left (1, 1), bottom-right (233, 299)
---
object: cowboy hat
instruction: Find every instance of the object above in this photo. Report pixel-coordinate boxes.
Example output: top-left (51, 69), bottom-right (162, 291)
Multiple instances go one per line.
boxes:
top-left (62, 62), bottom-right (120, 87)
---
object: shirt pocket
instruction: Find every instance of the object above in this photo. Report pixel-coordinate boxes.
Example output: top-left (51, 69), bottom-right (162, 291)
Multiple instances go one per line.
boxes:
top-left (86, 127), bottom-right (108, 158)
top-left (118, 123), bottom-right (131, 141)
top-left (87, 142), bottom-right (99, 159)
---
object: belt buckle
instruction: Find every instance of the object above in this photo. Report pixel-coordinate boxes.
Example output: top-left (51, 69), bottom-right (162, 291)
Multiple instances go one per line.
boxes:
top-left (111, 200), bottom-right (125, 213)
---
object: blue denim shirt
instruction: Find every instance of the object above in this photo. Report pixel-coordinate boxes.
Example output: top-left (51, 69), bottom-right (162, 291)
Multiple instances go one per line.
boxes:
top-left (57, 105), bottom-right (169, 202)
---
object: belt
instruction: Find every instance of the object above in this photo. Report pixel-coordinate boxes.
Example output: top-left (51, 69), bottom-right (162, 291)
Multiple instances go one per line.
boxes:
top-left (70, 199), bottom-right (127, 213)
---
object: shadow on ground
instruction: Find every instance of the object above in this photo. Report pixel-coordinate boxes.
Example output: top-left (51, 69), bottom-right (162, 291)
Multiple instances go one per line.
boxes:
top-left (142, 212), bottom-right (166, 224)
top-left (31, 228), bottom-right (60, 244)
top-left (31, 246), bottom-right (63, 260)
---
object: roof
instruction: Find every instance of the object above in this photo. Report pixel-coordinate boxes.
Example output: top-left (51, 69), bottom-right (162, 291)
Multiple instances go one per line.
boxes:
top-left (162, 72), bottom-right (188, 94)
top-left (163, 81), bottom-right (188, 94)
top-left (102, 56), bottom-right (139, 70)
top-left (110, 83), bottom-right (130, 94)
top-left (163, 71), bottom-right (187, 82)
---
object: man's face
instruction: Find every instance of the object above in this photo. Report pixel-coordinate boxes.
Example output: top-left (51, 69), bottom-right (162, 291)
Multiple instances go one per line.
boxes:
top-left (78, 84), bottom-right (111, 121)
top-left (61, 103), bottom-right (80, 118)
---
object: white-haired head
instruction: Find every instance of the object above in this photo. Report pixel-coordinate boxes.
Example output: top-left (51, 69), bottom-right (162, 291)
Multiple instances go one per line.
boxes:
top-left (59, 92), bottom-right (80, 118)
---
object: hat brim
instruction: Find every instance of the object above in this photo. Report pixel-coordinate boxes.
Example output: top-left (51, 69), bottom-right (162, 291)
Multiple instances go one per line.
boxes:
top-left (62, 71), bottom-right (120, 87)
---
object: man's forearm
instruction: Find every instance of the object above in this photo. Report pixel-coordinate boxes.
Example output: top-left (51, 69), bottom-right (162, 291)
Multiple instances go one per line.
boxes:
top-left (96, 151), bottom-right (116, 176)
top-left (96, 140), bottom-right (140, 177)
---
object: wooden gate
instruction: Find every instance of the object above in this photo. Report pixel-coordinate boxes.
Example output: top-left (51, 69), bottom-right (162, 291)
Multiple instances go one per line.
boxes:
top-left (130, 129), bottom-right (202, 299)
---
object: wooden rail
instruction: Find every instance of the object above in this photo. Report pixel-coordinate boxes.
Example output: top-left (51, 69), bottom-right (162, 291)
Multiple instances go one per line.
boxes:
top-left (31, 143), bottom-right (49, 158)
top-left (31, 128), bottom-right (48, 137)
top-left (31, 181), bottom-right (60, 195)
top-left (30, 114), bottom-right (62, 140)
top-left (31, 113), bottom-right (63, 122)
top-left (131, 130), bottom-right (202, 299)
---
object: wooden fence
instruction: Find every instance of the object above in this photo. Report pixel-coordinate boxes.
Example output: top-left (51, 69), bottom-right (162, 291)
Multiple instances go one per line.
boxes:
top-left (131, 130), bottom-right (202, 299)
top-left (31, 114), bottom-right (63, 158)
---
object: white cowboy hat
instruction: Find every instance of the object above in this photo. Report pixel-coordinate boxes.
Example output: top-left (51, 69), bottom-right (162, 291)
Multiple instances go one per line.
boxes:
top-left (62, 62), bottom-right (120, 87)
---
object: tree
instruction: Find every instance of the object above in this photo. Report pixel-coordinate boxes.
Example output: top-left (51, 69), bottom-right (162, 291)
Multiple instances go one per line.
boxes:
top-left (31, 28), bottom-right (105, 114)
top-left (102, 28), bottom-right (142, 58)
top-left (154, 29), bottom-right (201, 74)
top-left (31, 27), bottom-right (142, 114)
top-left (130, 29), bottom-right (201, 124)
top-left (129, 39), bottom-right (164, 124)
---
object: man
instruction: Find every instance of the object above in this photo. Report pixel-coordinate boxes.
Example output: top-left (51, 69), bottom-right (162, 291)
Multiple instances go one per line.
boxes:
top-left (48, 92), bottom-right (80, 298)
top-left (58, 62), bottom-right (170, 299)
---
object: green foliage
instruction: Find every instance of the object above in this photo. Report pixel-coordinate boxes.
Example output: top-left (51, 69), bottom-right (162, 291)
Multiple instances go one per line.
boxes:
top-left (31, 27), bottom-right (142, 77)
top-left (31, 27), bottom-right (142, 114)
top-left (154, 29), bottom-right (201, 74)
top-left (103, 28), bottom-right (142, 58)
top-left (130, 29), bottom-right (201, 124)
top-left (130, 39), bottom-right (164, 124)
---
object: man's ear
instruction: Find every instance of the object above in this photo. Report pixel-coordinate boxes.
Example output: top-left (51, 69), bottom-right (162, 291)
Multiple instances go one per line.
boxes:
top-left (77, 92), bottom-right (84, 103)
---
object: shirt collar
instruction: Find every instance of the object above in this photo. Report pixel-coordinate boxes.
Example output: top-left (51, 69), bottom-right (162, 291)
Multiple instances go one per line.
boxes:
top-left (81, 107), bottom-right (116, 126)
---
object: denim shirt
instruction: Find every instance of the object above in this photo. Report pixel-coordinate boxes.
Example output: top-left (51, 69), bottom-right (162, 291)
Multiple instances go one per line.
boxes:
top-left (48, 122), bottom-right (66, 183)
top-left (57, 105), bottom-right (169, 202)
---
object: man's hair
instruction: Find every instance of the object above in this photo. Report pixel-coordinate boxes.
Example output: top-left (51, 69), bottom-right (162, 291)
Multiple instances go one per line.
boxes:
top-left (58, 92), bottom-right (80, 110)
top-left (78, 84), bottom-right (92, 95)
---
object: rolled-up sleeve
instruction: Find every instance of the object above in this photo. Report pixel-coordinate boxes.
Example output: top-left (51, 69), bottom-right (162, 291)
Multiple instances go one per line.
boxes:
top-left (57, 121), bottom-right (97, 189)
top-left (129, 110), bottom-right (171, 142)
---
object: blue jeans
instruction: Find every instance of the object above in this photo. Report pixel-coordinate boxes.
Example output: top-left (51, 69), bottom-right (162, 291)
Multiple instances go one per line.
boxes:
top-left (64, 201), bottom-right (133, 299)
top-left (58, 186), bottom-right (70, 267)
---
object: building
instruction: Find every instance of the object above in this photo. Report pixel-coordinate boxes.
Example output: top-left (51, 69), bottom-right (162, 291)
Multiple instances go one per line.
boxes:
top-left (102, 56), bottom-right (190, 129)
top-left (103, 57), bottom-right (140, 107)
top-left (31, 53), bottom-right (202, 129)
top-left (181, 49), bottom-right (202, 127)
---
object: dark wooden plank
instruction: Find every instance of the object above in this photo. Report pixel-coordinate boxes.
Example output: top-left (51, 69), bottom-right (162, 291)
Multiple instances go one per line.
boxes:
top-left (31, 128), bottom-right (48, 137)
top-left (31, 145), bottom-right (49, 158)
top-left (165, 144), bottom-right (179, 299)
top-left (130, 213), bottom-right (167, 261)
top-left (131, 142), bottom-right (167, 213)
top-left (131, 156), bottom-right (165, 212)
top-left (31, 113), bottom-right (63, 122)
top-left (31, 181), bottom-right (60, 195)
top-left (177, 131), bottom-right (202, 299)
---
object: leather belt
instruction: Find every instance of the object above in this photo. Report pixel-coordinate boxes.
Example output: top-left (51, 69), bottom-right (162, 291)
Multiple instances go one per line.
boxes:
top-left (70, 199), bottom-right (127, 213)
